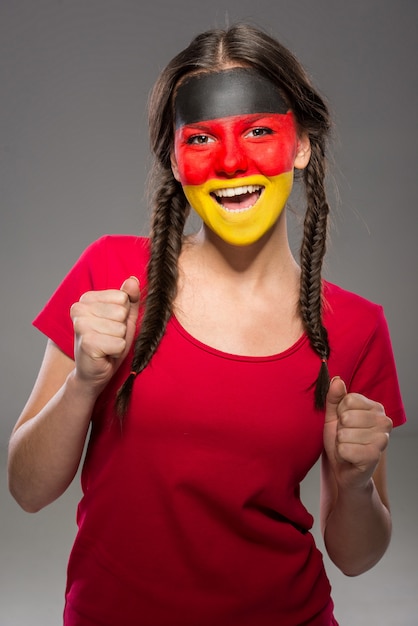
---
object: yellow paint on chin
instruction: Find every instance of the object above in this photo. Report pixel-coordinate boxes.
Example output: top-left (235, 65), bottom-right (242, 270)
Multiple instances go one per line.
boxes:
top-left (183, 172), bottom-right (294, 246)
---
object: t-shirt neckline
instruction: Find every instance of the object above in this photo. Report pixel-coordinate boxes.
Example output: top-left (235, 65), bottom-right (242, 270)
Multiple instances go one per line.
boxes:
top-left (170, 315), bottom-right (308, 362)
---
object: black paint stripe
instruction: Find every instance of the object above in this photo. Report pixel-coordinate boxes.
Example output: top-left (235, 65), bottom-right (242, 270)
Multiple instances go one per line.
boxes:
top-left (175, 68), bottom-right (289, 128)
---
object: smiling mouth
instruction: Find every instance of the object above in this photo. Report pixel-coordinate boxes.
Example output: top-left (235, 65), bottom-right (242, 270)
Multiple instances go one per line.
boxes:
top-left (211, 185), bottom-right (263, 212)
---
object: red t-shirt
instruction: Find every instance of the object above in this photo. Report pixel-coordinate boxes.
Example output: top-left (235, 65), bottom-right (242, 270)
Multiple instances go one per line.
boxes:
top-left (33, 235), bottom-right (406, 626)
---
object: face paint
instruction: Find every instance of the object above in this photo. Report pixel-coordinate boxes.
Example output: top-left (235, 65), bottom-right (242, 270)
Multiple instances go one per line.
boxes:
top-left (174, 67), bottom-right (289, 128)
top-left (173, 68), bottom-right (301, 246)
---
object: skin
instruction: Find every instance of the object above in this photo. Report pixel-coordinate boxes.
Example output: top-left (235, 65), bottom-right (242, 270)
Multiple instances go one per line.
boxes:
top-left (8, 67), bottom-right (394, 579)
top-left (8, 278), bottom-right (140, 512)
top-left (321, 378), bottom-right (392, 575)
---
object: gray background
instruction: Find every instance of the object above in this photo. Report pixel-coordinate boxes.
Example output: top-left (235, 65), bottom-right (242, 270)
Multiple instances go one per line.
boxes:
top-left (1, 1), bottom-right (417, 624)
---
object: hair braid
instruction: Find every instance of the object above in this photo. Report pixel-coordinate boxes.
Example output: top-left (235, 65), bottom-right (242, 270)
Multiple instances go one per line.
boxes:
top-left (299, 139), bottom-right (331, 409)
top-left (115, 167), bottom-right (188, 416)
top-left (114, 24), bottom-right (333, 416)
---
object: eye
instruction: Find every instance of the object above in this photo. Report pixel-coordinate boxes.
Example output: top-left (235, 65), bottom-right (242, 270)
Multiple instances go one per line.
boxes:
top-left (246, 127), bottom-right (274, 138)
top-left (186, 134), bottom-right (215, 145)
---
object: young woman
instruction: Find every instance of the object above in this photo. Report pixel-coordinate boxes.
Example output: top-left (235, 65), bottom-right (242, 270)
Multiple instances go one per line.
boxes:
top-left (8, 23), bottom-right (405, 626)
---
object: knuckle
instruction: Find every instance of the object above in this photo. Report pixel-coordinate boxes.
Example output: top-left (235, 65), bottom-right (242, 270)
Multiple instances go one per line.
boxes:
top-left (380, 433), bottom-right (390, 451)
top-left (113, 305), bottom-right (128, 323)
top-left (78, 290), bottom-right (95, 303)
top-left (72, 316), bottom-right (85, 334)
top-left (114, 290), bottom-right (129, 306)
top-left (77, 331), bottom-right (96, 351)
top-left (70, 301), bottom-right (83, 319)
top-left (372, 400), bottom-right (386, 416)
top-left (343, 392), bottom-right (358, 410)
top-left (115, 321), bottom-right (128, 338)
top-left (338, 410), bottom-right (349, 426)
top-left (336, 427), bottom-right (346, 443)
top-left (117, 337), bottom-right (127, 354)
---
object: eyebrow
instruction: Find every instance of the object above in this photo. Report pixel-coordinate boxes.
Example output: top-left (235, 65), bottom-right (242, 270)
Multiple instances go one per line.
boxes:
top-left (177, 113), bottom-right (289, 131)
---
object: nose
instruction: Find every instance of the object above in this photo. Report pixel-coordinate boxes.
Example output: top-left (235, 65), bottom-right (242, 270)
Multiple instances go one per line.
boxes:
top-left (215, 135), bottom-right (248, 177)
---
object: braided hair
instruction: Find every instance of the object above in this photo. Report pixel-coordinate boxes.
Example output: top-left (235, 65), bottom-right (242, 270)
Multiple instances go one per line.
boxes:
top-left (116, 23), bottom-right (332, 416)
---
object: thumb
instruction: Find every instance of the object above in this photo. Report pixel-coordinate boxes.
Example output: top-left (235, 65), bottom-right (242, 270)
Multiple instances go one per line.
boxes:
top-left (120, 276), bottom-right (140, 305)
top-left (120, 276), bottom-right (140, 352)
top-left (324, 377), bottom-right (347, 423)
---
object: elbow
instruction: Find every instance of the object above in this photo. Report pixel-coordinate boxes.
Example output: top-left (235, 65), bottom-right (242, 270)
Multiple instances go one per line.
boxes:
top-left (336, 562), bottom-right (374, 578)
top-left (8, 477), bottom-right (44, 513)
top-left (8, 464), bottom-right (71, 513)
top-left (327, 544), bottom-right (391, 578)
top-left (8, 468), bottom-right (62, 512)
top-left (14, 499), bottom-right (43, 514)
top-left (7, 457), bottom-right (48, 514)
top-left (9, 485), bottom-right (51, 513)
top-left (9, 489), bottom-right (39, 513)
top-left (7, 439), bottom-right (46, 513)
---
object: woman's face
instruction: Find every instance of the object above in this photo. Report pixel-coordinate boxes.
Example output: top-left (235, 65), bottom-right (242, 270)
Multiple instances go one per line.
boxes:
top-left (171, 68), bottom-right (310, 246)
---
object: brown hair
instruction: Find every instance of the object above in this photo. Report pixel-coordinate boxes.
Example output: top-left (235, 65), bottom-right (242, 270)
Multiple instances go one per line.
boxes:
top-left (116, 23), bottom-right (331, 416)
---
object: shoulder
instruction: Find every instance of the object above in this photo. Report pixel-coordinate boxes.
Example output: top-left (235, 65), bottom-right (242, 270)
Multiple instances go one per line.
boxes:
top-left (323, 280), bottom-right (384, 328)
top-left (323, 281), bottom-right (406, 426)
top-left (43, 234), bottom-right (150, 298)
top-left (323, 280), bottom-right (392, 368)
top-left (322, 280), bottom-right (389, 356)
top-left (32, 235), bottom-right (151, 358)
top-left (85, 234), bottom-right (150, 259)
top-left (79, 234), bottom-right (150, 286)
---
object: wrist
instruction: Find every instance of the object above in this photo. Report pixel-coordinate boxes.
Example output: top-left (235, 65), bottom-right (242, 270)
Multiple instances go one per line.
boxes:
top-left (335, 477), bottom-right (376, 508)
top-left (65, 368), bottom-right (104, 407)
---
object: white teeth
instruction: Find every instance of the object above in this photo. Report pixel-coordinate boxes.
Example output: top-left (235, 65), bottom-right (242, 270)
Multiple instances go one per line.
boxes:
top-left (214, 185), bottom-right (262, 198)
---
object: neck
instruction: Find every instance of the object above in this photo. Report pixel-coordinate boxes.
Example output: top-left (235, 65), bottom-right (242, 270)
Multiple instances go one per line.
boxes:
top-left (185, 212), bottom-right (299, 287)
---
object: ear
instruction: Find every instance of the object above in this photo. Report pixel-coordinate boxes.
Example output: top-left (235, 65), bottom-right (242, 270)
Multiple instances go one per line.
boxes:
top-left (294, 134), bottom-right (311, 170)
top-left (170, 151), bottom-right (181, 182)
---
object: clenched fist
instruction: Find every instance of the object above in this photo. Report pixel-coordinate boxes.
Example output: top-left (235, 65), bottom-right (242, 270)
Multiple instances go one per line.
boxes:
top-left (323, 377), bottom-right (393, 492)
top-left (70, 277), bottom-right (140, 393)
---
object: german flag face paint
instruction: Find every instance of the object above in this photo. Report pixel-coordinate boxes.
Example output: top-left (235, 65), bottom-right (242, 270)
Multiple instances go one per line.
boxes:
top-left (173, 68), bottom-right (304, 246)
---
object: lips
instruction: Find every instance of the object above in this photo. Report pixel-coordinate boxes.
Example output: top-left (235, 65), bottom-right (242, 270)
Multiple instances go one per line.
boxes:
top-left (182, 170), bottom-right (294, 246)
top-left (211, 184), bottom-right (263, 212)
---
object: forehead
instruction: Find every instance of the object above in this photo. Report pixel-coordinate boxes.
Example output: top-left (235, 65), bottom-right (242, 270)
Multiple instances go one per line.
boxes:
top-left (174, 67), bottom-right (289, 129)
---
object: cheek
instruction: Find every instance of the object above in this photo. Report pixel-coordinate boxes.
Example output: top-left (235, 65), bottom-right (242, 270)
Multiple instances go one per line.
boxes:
top-left (248, 138), bottom-right (297, 177)
top-left (176, 141), bottom-right (296, 184)
top-left (174, 145), bottom-right (218, 187)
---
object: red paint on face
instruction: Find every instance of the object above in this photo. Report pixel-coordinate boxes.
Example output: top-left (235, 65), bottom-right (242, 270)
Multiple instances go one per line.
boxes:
top-left (174, 111), bottom-right (298, 187)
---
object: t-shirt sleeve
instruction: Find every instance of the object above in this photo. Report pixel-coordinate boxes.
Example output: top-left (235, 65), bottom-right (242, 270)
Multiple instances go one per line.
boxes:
top-left (33, 237), bottom-right (112, 359)
top-left (33, 235), bottom-right (150, 360)
top-left (348, 306), bottom-right (406, 427)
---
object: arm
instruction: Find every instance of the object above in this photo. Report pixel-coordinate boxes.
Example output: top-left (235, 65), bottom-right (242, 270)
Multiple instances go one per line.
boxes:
top-left (320, 377), bottom-right (393, 576)
top-left (8, 277), bottom-right (140, 513)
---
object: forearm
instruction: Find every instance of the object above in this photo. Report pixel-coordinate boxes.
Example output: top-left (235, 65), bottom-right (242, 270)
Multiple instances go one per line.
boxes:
top-left (323, 478), bottom-right (392, 576)
top-left (8, 371), bottom-right (97, 512)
